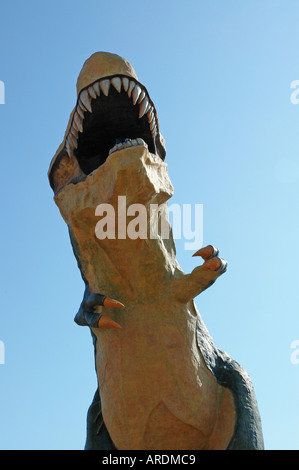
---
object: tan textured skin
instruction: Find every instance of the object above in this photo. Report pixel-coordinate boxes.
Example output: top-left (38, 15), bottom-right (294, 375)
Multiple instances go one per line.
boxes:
top-left (50, 52), bottom-right (236, 450)
top-left (76, 51), bottom-right (138, 95)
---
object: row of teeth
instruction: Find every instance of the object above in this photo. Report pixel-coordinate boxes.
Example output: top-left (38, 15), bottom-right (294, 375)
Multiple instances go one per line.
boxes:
top-left (66, 76), bottom-right (158, 157)
top-left (108, 138), bottom-right (147, 156)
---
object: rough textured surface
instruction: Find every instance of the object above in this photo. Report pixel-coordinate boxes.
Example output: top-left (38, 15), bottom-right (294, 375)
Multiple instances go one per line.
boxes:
top-left (49, 51), bottom-right (264, 450)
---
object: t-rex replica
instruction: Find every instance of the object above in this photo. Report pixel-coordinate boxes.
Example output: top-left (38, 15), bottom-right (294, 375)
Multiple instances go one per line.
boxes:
top-left (48, 52), bottom-right (264, 450)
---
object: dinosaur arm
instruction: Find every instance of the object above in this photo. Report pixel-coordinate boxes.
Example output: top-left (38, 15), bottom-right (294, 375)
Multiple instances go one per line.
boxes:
top-left (171, 246), bottom-right (227, 303)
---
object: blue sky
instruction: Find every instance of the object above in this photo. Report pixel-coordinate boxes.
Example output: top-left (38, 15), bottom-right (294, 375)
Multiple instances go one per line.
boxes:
top-left (0, 0), bottom-right (298, 450)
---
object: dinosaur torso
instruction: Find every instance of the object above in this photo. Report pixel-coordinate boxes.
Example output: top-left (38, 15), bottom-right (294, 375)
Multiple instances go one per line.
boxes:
top-left (55, 145), bottom-right (236, 450)
top-left (92, 303), bottom-right (236, 450)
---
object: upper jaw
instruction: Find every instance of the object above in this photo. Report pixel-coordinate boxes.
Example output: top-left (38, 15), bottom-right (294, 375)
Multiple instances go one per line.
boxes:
top-left (64, 73), bottom-right (166, 176)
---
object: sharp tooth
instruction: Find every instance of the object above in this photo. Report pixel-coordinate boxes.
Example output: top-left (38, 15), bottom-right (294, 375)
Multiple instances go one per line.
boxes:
top-left (137, 138), bottom-right (145, 145)
top-left (77, 102), bottom-right (85, 118)
top-left (109, 145), bottom-right (117, 155)
top-left (66, 139), bottom-right (72, 157)
top-left (80, 89), bottom-right (92, 113)
top-left (68, 132), bottom-right (78, 149)
top-left (71, 124), bottom-right (78, 138)
top-left (151, 124), bottom-right (157, 136)
top-left (111, 77), bottom-right (122, 93)
top-left (139, 97), bottom-right (149, 118)
top-left (66, 136), bottom-right (73, 149)
top-left (100, 79), bottom-right (110, 96)
top-left (150, 119), bottom-right (156, 131)
top-left (138, 90), bottom-right (146, 104)
top-left (132, 85), bottom-right (141, 105)
top-left (88, 86), bottom-right (97, 99)
top-left (147, 108), bottom-right (154, 123)
top-left (127, 80), bottom-right (135, 98)
top-left (122, 77), bottom-right (129, 91)
top-left (74, 112), bottom-right (83, 133)
top-left (93, 81), bottom-right (101, 96)
top-left (79, 100), bottom-right (87, 112)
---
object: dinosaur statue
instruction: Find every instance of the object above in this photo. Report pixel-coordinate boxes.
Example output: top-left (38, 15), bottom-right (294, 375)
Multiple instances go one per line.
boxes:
top-left (48, 52), bottom-right (264, 450)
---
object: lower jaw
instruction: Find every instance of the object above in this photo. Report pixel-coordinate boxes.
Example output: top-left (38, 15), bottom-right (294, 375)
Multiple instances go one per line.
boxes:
top-left (108, 137), bottom-right (147, 156)
top-left (76, 138), bottom-right (149, 175)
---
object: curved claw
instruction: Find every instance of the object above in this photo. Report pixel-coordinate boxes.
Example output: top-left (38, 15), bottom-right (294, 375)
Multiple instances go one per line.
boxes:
top-left (85, 293), bottom-right (125, 309)
top-left (103, 297), bottom-right (125, 308)
top-left (217, 259), bottom-right (228, 274)
top-left (201, 256), bottom-right (228, 273)
top-left (75, 290), bottom-right (124, 329)
top-left (193, 245), bottom-right (219, 260)
top-left (170, 245), bottom-right (228, 303)
top-left (193, 245), bottom-right (227, 273)
top-left (98, 315), bottom-right (122, 329)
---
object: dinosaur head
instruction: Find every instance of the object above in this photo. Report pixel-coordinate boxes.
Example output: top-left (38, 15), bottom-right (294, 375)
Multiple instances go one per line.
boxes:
top-left (48, 51), bottom-right (166, 194)
top-left (49, 52), bottom-right (174, 301)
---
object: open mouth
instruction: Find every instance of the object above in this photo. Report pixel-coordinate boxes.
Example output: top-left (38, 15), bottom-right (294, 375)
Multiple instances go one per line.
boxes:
top-left (65, 75), bottom-right (165, 175)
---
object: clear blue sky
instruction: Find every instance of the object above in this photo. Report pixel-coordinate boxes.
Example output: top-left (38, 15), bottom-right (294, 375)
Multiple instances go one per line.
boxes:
top-left (0, 0), bottom-right (298, 450)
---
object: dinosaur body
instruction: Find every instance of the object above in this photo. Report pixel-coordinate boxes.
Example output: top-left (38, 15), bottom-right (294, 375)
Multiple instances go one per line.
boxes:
top-left (49, 52), bottom-right (264, 450)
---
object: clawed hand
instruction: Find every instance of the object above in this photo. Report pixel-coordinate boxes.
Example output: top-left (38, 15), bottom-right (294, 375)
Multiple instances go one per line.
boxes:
top-left (171, 245), bottom-right (227, 303)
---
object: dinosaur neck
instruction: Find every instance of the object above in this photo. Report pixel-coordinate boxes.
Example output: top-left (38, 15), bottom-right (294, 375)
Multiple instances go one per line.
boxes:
top-left (55, 146), bottom-right (178, 302)
top-left (68, 208), bottom-right (182, 304)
